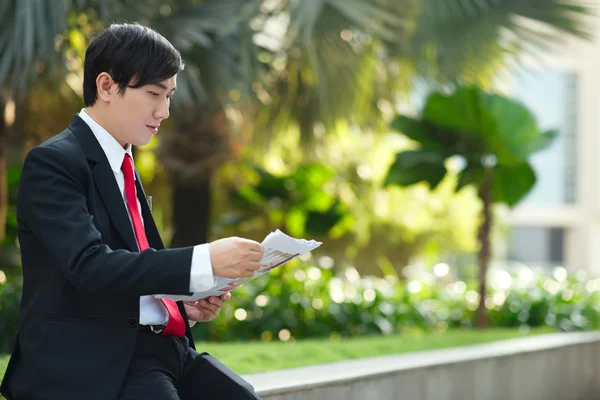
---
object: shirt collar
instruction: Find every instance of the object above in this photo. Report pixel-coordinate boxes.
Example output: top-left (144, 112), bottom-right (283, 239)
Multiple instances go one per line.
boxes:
top-left (78, 108), bottom-right (134, 177)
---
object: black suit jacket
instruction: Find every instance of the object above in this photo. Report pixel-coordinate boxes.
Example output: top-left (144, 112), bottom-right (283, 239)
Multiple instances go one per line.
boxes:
top-left (1, 115), bottom-right (198, 400)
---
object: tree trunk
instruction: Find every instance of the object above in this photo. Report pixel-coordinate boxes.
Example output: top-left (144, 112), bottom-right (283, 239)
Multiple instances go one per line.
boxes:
top-left (476, 167), bottom-right (494, 329)
top-left (170, 175), bottom-right (212, 248)
top-left (161, 104), bottom-right (234, 249)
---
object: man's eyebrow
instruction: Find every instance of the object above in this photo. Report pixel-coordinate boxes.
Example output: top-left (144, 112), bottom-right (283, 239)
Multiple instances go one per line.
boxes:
top-left (152, 83), bottom-right (176, 92)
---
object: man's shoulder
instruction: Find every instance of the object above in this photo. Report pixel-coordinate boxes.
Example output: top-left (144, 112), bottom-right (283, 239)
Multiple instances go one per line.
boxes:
top-left (37, 126), bottom-right (79, 154)
top-left (28, 117), bottom-right (88, 158)
top-left (24, 122), bottom-right (89, 175)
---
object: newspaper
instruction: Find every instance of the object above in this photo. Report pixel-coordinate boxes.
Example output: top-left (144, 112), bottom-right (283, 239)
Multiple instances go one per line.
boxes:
top-left (157, 230), bottom-right (322, 301)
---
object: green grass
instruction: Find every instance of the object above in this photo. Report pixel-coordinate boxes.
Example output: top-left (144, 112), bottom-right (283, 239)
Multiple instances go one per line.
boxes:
top-left (0, 355), bottom-right (6, 400)
top-left (193, 327), bottom-right (554, 375)
top-left (0, 355), bottom-right (7, 382)
top-left (0, 327), bottom-right (555, 390)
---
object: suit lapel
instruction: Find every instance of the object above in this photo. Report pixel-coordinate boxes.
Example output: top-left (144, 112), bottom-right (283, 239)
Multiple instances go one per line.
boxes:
top-left (135, 172), bottom-right (165, 250)
top-left (70, 115), bottom-right (140, 252)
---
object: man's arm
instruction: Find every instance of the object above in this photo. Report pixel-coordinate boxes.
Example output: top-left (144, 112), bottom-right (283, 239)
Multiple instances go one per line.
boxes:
top-left (19, 145), bottom-right (194, 296)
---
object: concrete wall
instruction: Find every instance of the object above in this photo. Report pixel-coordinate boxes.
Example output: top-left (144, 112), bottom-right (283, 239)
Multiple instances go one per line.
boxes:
top-left (244, 332), bottom-right (600, 400)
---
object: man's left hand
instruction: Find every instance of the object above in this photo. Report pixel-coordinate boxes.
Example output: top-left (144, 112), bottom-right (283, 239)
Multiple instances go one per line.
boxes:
top-left (184, 293), bottom-right (231, 322)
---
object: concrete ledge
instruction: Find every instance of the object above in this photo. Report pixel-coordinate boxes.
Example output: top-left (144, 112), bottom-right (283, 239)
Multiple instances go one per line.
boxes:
top-left (243, 331), bottom-right (600, 400)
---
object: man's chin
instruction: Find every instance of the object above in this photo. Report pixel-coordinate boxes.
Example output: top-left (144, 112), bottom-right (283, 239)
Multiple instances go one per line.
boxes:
top-left (134, 136), bottom-right (154, 147)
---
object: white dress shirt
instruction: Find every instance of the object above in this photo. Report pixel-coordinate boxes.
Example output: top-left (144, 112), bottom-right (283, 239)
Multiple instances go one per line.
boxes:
top-left (78, 109), bottom-right (215, 326)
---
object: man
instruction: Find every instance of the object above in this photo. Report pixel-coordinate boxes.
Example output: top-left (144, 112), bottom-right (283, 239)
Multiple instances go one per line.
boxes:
top-left (1, 23), bottom-right (264, 400)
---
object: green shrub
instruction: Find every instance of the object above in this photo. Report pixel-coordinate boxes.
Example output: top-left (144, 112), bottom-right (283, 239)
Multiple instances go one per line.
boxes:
top-left (192, 260), bottom-right (600, 342)
top-left (2, 257), bottom-right (599, 350)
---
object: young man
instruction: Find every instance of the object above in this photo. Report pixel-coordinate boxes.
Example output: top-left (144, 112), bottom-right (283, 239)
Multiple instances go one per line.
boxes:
top-left (1, 23), bottom-right (264, 400)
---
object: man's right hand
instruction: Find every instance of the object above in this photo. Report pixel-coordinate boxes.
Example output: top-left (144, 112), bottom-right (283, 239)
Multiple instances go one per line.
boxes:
top-left (209, 237), bottom-right (264, 278)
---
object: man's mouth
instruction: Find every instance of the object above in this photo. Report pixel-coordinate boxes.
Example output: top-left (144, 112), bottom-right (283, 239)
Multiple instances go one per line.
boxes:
top-left (146, 125), bottom-right (159, 134)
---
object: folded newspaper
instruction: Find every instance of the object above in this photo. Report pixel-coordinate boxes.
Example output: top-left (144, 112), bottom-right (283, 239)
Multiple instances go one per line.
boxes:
top-left (157, 230), bottom-right (322, 301)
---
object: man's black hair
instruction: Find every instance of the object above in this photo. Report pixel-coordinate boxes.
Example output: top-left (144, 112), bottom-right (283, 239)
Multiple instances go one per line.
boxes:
top-left (83, 23), bottom-right (184, 106)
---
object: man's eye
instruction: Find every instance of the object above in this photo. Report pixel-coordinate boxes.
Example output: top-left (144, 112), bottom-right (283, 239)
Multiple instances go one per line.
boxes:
top-left (149, 91), bottom-right (159, 96)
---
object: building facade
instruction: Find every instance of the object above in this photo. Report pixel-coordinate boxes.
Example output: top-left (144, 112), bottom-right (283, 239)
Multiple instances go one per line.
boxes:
top-left (501, 22), bottom-right (600, 275)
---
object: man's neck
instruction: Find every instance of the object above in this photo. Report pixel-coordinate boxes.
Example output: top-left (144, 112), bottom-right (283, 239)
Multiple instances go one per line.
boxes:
top-left (84, 106), bottom-right (129, 150)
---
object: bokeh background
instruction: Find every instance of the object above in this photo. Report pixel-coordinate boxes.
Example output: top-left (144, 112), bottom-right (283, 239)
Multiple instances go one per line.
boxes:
top-left (1, 0), bottom-right (599, 353)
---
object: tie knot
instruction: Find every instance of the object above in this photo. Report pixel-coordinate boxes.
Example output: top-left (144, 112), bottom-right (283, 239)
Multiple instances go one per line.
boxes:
top-left (121, 153), bottom-right (135, 179)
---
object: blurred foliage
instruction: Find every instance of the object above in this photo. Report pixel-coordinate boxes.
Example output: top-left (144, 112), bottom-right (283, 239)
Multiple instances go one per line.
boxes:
top-left (0, 277), bottom-right (21, 353)
top-left (2, 244), bottom-right (599, 351)
top-left (0, 163), bottom-right (22, 354)
top-left (3, 164), bottom-right (20, 248)
top-left (405, 0), bottom-right (592, 84)
top-left (0, 0), bottom-right (594, 354)
top-left (211, 127), bottom-right (481, 277)
top-left (191, 260), bottom-right (600, 342)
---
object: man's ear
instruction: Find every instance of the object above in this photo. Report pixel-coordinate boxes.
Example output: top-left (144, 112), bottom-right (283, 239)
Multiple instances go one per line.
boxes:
top-left (96, 72), bottom-right (117, 103)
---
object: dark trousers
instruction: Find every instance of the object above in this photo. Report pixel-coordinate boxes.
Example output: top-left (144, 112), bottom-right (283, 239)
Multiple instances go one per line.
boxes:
top-left (118, 331), bottom-right (262, 399)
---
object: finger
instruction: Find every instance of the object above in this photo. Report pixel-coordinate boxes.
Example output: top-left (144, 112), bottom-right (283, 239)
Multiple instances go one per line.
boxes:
top-left (197, 299), bottom-right (220, 314)
top-left (248, 253), bottom-right (263, 262)
top-left (246, 242), bottom-right (264, 253)
top-left (197, 309), bottom-right (216, 321)
top-left (207, 296), bottom-right (224, 307)
top-left (202, 306), bottom-right (220, 317)
top-left (198, 306), bottom-right (219, 317)
top-left (199, 298), bottom-right (221, 308)
top-left (220, 293), bottom-right (232, 301)
top-left (248, 261), bottom-right (261, 271)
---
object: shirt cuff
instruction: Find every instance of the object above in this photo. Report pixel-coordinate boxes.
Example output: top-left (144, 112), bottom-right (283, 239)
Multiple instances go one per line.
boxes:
top-left (188, 320), bottom-right (197, 328)
top-left (189, 243), bottom-right (215, 293)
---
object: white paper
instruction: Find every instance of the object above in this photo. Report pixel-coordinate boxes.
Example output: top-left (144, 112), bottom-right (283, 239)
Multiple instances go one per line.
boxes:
top-left (156, 229), bottom-right (322, 301)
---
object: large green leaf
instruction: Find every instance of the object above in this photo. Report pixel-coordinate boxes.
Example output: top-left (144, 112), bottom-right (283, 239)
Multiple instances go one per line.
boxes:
top-left (492, 162), bottom-right (536, 207)
top-left (481, 92), bottom-right (556, 161)
top-left (423, 87), bottom-right (496, 137)
top-left (289, 163), bottom-right (336, 211)
top-left (388, 84), bottom-right (554, 209)
top-left (422, 86), bottom-right (556, 166)
top-left (390, 115), bottom-right (444, 150)
top-left (253, 168), bottom-right (293, 201)
top-left (384, 150), bottom-right (447, 190)
top-left (522, 129), bottom-right (558, 155)
top-left (229, 185), bottom-right (265, 209)
top-left (421, 87), bottom-right (514, 162)
top-left (289, 163), bottom-right (335, 192)
top-left (304, 200), bottom-right (346, 236)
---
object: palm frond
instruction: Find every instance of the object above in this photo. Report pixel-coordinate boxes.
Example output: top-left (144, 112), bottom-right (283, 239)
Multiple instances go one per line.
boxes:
top-left (0, 0), bottom-right (118, 97)
top-left (409, 0), bottom-right (593, 82)
top-left (255, 0), bottom-right (405, 139)
top-left (141, 0), bottom-right (264, 106)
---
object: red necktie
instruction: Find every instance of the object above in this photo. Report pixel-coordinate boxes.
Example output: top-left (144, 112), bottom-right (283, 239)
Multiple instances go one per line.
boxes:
top-left (121, 154), bottom-right (186, 337)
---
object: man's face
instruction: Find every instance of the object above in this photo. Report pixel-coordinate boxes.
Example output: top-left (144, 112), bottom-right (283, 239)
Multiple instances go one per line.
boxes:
top-left (107, 75), bottom-right (177, 147)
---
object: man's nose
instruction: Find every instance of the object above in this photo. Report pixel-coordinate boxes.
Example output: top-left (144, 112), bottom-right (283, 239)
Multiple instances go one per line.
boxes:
top-left (155, 99), bottom-right (170, 120)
